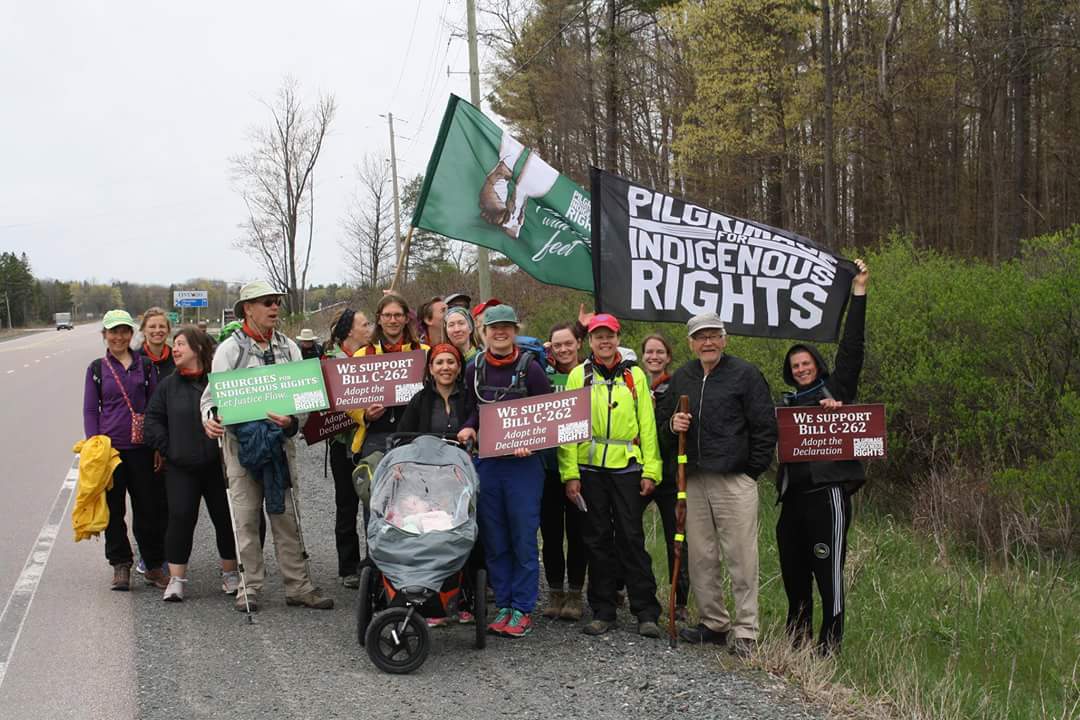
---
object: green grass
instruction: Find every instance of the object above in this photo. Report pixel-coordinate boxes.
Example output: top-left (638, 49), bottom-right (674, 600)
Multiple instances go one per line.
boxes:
top-left (643, 488), bottom-right (1080, 719)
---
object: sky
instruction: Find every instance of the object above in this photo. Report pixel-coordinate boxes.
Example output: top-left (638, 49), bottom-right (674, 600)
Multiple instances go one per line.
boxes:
top-left (0, 0), bottom-right (498, 286)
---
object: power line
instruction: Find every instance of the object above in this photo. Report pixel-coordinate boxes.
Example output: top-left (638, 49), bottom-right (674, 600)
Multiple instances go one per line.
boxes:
top-left (483, 3), bottom-right (588, 104)
top-left (389, 0), bottom-right (424, 108)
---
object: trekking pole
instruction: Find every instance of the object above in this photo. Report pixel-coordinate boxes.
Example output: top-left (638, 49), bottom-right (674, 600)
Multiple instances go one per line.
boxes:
top-left (669, 395), bottom-right (689, 649)
top-left (214, 411), bottom-right (254, 624)
top-left (285, 444), bottom-right (313, 577)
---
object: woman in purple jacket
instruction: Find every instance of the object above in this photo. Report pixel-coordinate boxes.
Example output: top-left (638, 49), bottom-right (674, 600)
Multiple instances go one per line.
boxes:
top-left (82, 310), bottom-right (167, 591)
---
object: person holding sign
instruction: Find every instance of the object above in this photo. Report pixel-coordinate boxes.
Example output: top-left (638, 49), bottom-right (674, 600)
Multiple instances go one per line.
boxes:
top-left (457, 304), bottom-right (553, 639)
top-left (659, 314), bottom-right (777, 657)
top-left (776, 259), bottom-right (869, 655)
top-left (200, 280), bottom-right (333, 612)
top-left (558, 314), bottom-right (663, 638)
top-left (538, 322), bottom-right (589, 622)
top-left (353, 294), bottom-right (429, 457)
top-left (325, 308), bottom-right (373, 588)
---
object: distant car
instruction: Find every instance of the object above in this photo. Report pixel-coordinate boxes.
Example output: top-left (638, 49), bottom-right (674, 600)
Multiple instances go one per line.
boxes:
top-left (55, 312), bottom-right (73, 330)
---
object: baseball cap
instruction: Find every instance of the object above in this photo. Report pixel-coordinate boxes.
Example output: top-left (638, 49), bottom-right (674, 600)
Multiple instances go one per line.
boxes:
top-left (102, 309), bottom-right (136, 330)
top-left (482, 304), bottom-right (520, 327)
top-left (471, 297), bottom-right (503, 320)
top-left (444, 292), bottom-right (472, 308)
top-left (686, 312), bottom-right (726, 337)
top-left (587, 313), bottom-right (621, 334)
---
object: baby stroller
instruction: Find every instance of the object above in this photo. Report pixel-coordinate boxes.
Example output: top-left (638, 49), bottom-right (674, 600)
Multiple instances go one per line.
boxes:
top-left (355, 434), bottom-right (486, 674)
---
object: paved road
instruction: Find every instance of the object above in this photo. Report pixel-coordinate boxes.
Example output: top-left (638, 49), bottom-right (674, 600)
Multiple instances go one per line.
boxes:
top-left (0, 326), bottom-right (821, 720)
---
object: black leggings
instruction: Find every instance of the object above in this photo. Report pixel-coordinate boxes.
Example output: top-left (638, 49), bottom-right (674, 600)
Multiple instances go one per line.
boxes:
top-left (539, 469), bottom-right (587, 590)
top-left (329, 441), bottom-right (362, 576)
top-left (105, 447), bottom-right (166, 567)
top-left (164, 461), bottom-right (236, 565)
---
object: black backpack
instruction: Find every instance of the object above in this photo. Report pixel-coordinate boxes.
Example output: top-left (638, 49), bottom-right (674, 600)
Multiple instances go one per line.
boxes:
top-left (91, 355), bottom-right (154, 407)
top-left (473, 350), bottom-right (537, 403)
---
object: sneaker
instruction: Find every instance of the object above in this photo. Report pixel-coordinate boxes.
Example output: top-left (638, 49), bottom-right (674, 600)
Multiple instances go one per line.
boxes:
top-left (285, 590), bottom-right (334, 610)
top-left (542, 590), bottom-right (565, 619)
top-left (144, 567), bottom-right (169, 590)
top-left (134, 558), bottom-right (146, 575)
top-left (729, 637), bottom-right (757, 658)
top-left (235, 590), bottom-right (258, 612)
top-left (638, 620), bottom-right (661, 639)
top-left (221, 571), bottom-right (241, 595)
top-left (340, 574), bottom-right (360, 589)
top-left (111, 563), bottom-right (131, 591)
top-left (162, 577), bottom-right (186, 602)
top-left (426, 616), bottom-right (453, 628)
top-left (679, 623), bottom-right (729, 645)
top-left (458, 610), bottom-right (475, 625)
top-left (502, 610), bottom-right (532, 638)
top-left (487, 607), bottom-right (512, 635)
top-left (582, 619), bottom-right (614, 636)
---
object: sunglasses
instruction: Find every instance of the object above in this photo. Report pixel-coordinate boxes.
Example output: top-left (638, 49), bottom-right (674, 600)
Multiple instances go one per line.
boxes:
top-left (258, 296), bottom-right (283, 308)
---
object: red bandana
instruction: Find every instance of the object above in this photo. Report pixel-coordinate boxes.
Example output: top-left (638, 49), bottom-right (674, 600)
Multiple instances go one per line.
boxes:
top-left (178, 367), bottom-right (204, 378)
top-left (484, 346), bottom-right (520, 367)
top-left (650, 372), bottom-right (671, 391)
top-left (241, 322), bottom-right (270, 342)
top-left (143, 342), bottom-right (171, 363)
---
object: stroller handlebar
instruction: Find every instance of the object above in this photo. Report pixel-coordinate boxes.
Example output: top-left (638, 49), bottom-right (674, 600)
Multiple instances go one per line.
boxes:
top-left (385, 432), bottom-right (474, 455)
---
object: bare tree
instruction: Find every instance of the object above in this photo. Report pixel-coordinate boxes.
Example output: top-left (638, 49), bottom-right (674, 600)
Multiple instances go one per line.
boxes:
top-left (340, 154), bottom-right (396, 288)
top-left (231, 78), bottom-right (336, 312)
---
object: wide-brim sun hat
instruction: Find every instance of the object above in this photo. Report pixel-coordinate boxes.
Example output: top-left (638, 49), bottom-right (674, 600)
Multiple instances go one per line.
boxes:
top-left (102, 309), bottom-right (137, 330)
top-left (295, 328), bottom-right (318, 342)
top-left (233, 280), bottom-right (283, 319)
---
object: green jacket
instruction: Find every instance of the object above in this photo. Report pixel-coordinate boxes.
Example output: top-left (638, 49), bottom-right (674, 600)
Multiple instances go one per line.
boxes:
top-left (557, 361), bottom-right (662, 483)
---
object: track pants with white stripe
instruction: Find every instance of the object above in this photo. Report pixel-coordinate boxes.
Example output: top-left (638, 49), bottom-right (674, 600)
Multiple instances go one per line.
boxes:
top-left (776, 484), bottom-right (851, 654)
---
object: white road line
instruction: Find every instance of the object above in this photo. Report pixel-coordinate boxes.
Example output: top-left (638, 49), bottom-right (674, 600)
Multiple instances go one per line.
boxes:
top-left (4, 371), bottom-right (12, 375)
top-left (0, 459), bottom-right (80, 688)
top-left (22, 364), bottom-right (28, 368)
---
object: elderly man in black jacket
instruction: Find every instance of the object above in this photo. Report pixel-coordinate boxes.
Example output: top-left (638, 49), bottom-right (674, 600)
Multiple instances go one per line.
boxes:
top-left (776, 259), bottom-right (869, 655)
top-left (659, 313), bottom-right (777, 657)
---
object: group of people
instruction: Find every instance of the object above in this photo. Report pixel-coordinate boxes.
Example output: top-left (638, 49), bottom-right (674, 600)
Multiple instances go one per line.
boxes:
top-left (81, 258), bottom-right (869, 656)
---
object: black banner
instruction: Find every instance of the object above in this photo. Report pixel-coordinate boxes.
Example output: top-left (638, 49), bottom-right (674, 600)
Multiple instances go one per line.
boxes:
top-left (590, 168), bottom-right (856, 342)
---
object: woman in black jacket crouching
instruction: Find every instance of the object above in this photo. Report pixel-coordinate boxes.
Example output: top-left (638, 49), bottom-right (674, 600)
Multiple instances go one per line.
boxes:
top-left (145, 327), bottom-right (238, 603)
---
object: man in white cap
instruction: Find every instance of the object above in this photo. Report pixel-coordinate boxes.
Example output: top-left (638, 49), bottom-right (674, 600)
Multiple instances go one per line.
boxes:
top-left (201, 280), bottom-right (333, 612)
top-left (295, 328), bottom-right (324, 360)
top-left (657, 312), bottom-right (776, 656)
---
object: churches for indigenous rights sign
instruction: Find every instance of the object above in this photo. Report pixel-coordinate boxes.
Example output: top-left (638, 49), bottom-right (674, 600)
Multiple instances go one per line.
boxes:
top-left (209, 359), bottom-right (329, 425)
top-left (776, 404), bottom-right (888, 462)
top-left (590, 168), bottom-right (858, 342)
top-left (321, 350), bottom-right (426, 411)
top-left (478, 387), bottom-right (592, 458)
top-left (411, 95), bottom-right (594, 292)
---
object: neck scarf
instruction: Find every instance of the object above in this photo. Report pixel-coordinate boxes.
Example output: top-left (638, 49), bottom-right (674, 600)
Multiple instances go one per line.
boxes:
top-left (178, 367), bottom-right (204, 378)
top-left (381, 340), bottom-right (405, 354)
top-left (484, 346), bottom-right (520, 367)
top-left (143, 342), bottom-right (171, 363)
top-left (242, 322), bottom-right (271, 343)
top-left (650, 371), bottom-right (671, 391)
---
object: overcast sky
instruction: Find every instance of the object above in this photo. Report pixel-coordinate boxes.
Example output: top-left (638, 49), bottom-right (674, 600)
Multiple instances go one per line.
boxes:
top-left (0, 1), bottom-right (496, 286)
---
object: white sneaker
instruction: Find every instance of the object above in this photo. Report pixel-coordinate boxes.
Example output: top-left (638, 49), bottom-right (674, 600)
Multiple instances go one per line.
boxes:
top-left (221, 571), bottom-right (240, 595)
top-left (163, 576), bottom-right (186, 602)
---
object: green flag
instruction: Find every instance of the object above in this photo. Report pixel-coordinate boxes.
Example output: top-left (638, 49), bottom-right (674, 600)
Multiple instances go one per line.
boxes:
top-left (412, 95), bottom-right (593, 292)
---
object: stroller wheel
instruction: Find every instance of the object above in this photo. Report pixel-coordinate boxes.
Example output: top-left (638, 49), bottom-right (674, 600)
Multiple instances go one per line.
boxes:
top-left (355, 567), bottom-right (374, 646)
top-left (365, 607), bottom-right (430, 674)
top-left (474, 568), bottom-right (487, 650)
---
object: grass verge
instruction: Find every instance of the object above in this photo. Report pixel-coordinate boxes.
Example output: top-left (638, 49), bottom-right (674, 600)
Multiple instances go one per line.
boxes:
top-left (644, 488), bottom-right (1080, 719)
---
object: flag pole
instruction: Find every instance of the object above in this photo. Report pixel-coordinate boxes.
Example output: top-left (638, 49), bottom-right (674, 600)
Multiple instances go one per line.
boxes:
top-left (388, 225), bottom-right (415, 294)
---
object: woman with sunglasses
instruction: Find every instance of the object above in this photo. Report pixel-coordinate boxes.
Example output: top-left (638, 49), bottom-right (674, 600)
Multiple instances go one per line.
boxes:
top-left (325, 308), bottom-right (373, 588)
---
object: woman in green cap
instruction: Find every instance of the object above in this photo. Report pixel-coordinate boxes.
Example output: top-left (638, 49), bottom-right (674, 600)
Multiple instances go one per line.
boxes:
top-left (82, 309), bottom-right (168, 591)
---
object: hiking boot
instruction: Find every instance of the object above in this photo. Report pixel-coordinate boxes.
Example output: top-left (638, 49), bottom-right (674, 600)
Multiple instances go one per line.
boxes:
top-left (729, 637), bottom-right (757, 659)
top-left (679, 623), bottom-right (729, 645)
top-left (144, 567), bottom-right (169, 590)
top-left (582, 619), bottom-right (614, 636)
top-left (457, 610), bottom-right (475, 625)
top-left (340, 574), bottom-right (360, 589)
top-left (542, 590), bottom-right (566, 619)
top-left (559, 590), bottom-right (584, 621)
top-left (221, 571), bottom-right (240, 595)
top-left (488, 607), bottom-right (512, 635)
top-left (235, 590), bottom-right (258, 612)
top-left (638, 620), bottom-right (661, 639)
top-left (502, 610), bottom-right (533, 638)
top-left (162, 577), bottom-right (186, 602)
top-left (111, 563), bottom-right (131, 591)
top-left (286, 590), bottom-right (334, 609)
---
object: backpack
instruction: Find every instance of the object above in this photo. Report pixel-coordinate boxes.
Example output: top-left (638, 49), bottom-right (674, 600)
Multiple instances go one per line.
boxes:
top-left (473, 349), bottom-right (537, 404)
top-left (91, 356), bottom-right (154, 407)
top-left (583, 358), bottom-right (639, 406)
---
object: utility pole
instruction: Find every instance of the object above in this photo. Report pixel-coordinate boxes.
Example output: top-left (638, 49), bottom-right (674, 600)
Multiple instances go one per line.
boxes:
top-left (467, 0), bottom-right (491, 301)
top-left (387, 112), bottom-right (403, 269)
top-left (4, 291), bottom-right (12, 329)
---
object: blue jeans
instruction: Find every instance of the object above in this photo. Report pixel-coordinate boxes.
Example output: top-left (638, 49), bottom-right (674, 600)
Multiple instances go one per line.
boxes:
top-left (475, 455), bottom-right (544, 614)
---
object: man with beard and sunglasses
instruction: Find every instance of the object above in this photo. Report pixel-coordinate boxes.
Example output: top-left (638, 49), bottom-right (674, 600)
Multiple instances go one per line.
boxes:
top-left (200, 280), bottom-right (333, 613)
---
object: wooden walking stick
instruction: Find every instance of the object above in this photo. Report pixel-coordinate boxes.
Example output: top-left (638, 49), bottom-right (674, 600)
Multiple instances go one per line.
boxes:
top-left (668, 394), bottom-right (690, 648)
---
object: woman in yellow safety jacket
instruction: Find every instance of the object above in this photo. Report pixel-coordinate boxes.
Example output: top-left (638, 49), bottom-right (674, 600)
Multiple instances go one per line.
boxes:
top-left (557, 313), bottom-right (662, 638)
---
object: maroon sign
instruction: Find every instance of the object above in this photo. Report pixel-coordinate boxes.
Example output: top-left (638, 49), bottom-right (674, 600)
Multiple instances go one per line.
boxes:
top-left (322, 350), bottom-right (426, 411)
top-left (479, 388), bottom-right (592, 458)
top-left (777, 404), bottom-right (887, 463)
top-left (301, 410), bottom-right (357, 446)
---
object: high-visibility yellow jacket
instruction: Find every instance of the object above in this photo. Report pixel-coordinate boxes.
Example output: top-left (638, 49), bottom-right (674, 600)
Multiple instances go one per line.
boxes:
top-left (557, 361), bottom-right (662, 483)
top-left (348, 341), bottom-right (429, 453)
top-left (72, 436), bottom-right (121, 541)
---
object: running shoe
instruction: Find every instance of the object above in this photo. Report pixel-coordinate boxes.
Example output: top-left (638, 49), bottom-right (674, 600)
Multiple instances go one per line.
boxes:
top-left (502, 610), bottom-right (532, 638)
top-left (221, 571), bottom-right (240, 595)
top-left (487, 607), bottom-right (512, 635)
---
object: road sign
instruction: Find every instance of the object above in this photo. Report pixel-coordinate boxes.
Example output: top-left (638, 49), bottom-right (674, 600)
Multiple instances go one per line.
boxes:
top-left (174, 290), bottom-right (208, 308)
